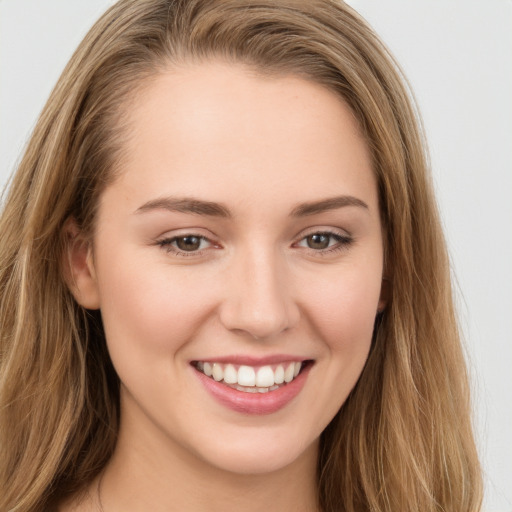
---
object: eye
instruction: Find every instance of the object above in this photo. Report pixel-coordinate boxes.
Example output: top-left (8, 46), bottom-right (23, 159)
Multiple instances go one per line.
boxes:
top-left (304, 233), bottom-right (334, 250)
top-left (174, 235), bottom-right (206, 252)
top-left (295, 231), bottom-right (352, 253)
top-left (157, 234), bottom-right (213, 255)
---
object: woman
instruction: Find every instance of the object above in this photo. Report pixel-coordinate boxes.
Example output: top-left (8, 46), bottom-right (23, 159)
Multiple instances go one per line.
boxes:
top-left (0, 0), bottom-right (482, 511)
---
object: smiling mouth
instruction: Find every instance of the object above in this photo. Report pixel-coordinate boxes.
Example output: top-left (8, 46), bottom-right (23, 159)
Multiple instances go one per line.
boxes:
top-left (192, 360), bottom-right (312, 393)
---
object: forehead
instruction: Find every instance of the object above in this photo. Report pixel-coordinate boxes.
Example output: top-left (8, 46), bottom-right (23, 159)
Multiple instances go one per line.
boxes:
top-left (107, 61), bottom-right (377, 215)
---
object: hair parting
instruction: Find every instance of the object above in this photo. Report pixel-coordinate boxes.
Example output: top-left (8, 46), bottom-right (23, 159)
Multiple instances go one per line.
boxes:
top-left (0, 1), bottom-right (482, 510)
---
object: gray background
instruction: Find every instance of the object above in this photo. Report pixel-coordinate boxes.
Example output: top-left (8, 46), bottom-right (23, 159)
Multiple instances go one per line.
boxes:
top-left (1, 1), bottom-right (511, 509)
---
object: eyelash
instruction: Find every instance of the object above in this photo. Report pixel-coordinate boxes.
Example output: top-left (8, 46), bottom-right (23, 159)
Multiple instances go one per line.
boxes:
top-left (294, 231), bottom-right (353, 255)
top-left (157, 234), bottom-right (214, 257)
top-left (156, 230), bottom-right (353, 257)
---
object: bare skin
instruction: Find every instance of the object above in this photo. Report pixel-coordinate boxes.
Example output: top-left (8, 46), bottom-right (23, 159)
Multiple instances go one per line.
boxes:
top-left (62, 61), bottom-right (384, 511)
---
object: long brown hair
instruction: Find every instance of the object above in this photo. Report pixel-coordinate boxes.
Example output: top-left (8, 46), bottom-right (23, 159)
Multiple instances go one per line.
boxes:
top-left (0, 1), bottom-right (482, 510)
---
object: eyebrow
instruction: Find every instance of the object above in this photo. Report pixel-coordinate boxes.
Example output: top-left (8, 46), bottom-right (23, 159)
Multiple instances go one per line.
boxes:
top-left (135, 197), bottom-right (231, 217)
top-left (290, 196), bottom-right (368, 216)
top-left (135, 195), bottom-right (368, 218)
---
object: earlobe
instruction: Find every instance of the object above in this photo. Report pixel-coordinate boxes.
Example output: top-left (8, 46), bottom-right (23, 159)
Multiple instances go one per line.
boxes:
top-left (62, 218), bottom-right (101, 310)
top-left (377, 277), bottom-right (390, 313)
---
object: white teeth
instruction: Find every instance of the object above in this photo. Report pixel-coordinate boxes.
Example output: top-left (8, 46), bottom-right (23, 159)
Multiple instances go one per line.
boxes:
top-left (197, 360), bottom-right (306, 390)
top-left (203, 362), bottom-right (213, 377)
top-left (256, 366), bottom-right (275, 387)
top-left (284, 363), bottom-right (295, 383)
top-left (274, 365), bottom-right (285, 384)
top-left (223, 364), bottom-right (238, 384)
top-left (236, 384), bottom-right (258, 393)
top-left (238, 365), bottom-right (256, 386)
top-left (212, 363), bottom-right (223, 382)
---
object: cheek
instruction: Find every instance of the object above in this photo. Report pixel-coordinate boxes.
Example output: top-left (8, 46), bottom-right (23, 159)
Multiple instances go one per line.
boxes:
top-left (304, 263), bottom-right (382, 354)
top-left (95, 257), bottom-right (215, 362)
top-left (290, 261), bottom-right (383, 439)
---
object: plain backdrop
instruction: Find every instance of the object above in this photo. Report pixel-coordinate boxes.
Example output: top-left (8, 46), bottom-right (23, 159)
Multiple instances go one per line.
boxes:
top-left (1, 1), bottom-right (511, 510)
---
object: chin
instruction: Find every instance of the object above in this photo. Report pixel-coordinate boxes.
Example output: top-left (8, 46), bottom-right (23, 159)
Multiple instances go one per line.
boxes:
top-left (189, 426), bottom-right (318, 476)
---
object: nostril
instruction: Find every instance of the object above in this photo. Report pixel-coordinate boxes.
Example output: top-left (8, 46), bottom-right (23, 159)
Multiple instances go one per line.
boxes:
top-left (218, 301), bottom-right (300, 340)
top-left (217, 260), bottom-right (300, 339)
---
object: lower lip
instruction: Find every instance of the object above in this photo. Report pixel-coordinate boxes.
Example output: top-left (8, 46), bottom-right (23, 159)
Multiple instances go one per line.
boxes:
top-left (194, 364), bottom-right (311, 415)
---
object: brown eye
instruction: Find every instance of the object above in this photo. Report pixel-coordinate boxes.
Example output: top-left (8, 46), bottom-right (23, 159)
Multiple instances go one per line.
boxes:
top-left (306, 233), bottom-right (331, 250)
top-left (175, 235), bottom-right (202, 251)
top-left (295, 231), bottom-right (352, 254)
top-left (157, 234), bottom-right (215, 256)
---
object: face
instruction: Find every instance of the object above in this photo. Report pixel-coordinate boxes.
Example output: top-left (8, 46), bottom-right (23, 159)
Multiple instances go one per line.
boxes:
top-left (70, 61), bottom-right (385, 475)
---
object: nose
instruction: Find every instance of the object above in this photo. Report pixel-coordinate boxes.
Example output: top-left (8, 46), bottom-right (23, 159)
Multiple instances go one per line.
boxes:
top-left (219, 246), bottom-right (300, 340)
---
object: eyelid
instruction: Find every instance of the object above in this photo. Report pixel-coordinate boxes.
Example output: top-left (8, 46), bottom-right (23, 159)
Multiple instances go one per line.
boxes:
top-left (154, 226), bottom-right (353, 258)
top-left (293, 225), bottom-right (352, 242)
top-left (292, 227), bottom-right (354, 254)
top-left (155, 229), bottom-right (221, 257)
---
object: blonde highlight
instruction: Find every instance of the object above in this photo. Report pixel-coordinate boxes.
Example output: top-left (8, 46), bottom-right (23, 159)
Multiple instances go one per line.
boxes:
top-left (0, 1), bottom-right (482, 510)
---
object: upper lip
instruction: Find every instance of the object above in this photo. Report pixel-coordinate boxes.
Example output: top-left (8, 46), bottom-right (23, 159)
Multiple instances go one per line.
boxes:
top-left (190, 354), bottom-right (312, 366)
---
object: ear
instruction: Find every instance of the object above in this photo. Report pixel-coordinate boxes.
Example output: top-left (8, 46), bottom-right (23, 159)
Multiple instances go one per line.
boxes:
top-left (62, 218), bottom-right (100, 310)
top-left (377, 276), bottom-right (391, 313)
